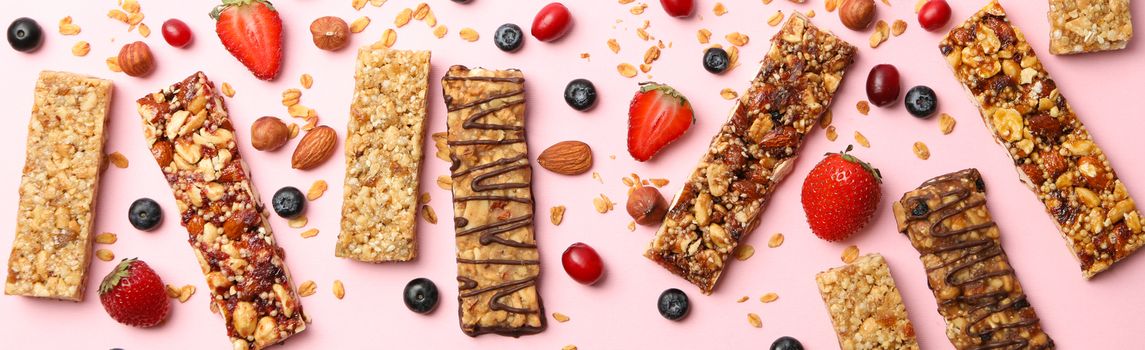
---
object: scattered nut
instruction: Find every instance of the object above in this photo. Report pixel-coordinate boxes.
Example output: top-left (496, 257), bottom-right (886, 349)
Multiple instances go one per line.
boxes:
top-left (311, 16), bottom-right (350, 51)
top-left (627, 186), bottom-right (668, 225)
top-left (733, 244), bottom-right (755, 261)
top-left (768, 233), bottom-right (785, 248)
top-left (839, 0), bottom-right (876, 31)
top-left (538, 141), bottom-right (593, 175)
top-left (117, 41), bottom-right (155, 77)
top-left (307, 180), bottom-right (328, 201)
top-left (913, 141), bottom-right (930, 160)
top-left (292, 126), bottom-right (338, 170)
top-left (251, 116), bottom-right (290, 152)
top-left (550, 205), bottom-right (566, 225)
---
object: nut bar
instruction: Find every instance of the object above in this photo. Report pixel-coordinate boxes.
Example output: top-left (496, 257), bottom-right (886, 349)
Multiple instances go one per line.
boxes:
top-left (136, 72), bottom-right (307, 349)
top-left (892, 169), bottom-right (1054, 349)
top-left (441, 65), bottom-right (545, 337)
top-left (336, 48), bottom-right (431, 262)
top-left (6, 71), bottom-right (112, 301)
top-left (1048, 0), bottom-right (1132, 55)
top-left (941, 1), bottom-right (1145, 277)
top-left (644, 13), bottom-right (856, 294)
top-left (815, 253), bottom-right (919, 350)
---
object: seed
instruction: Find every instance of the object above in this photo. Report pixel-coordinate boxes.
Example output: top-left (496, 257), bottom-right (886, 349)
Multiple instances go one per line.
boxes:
top-left (288, 215), bottom-right (308, 228)
top-left (552, 312), bottom-right (571, 322)
top-left (939, 113), bottom-right (957, 134)
top-left (767, 233), bottom-right (784, 248)
top-left (550, 205), bottom-right (566, 225)
top-left (72, 41), bottom-right (90, 56)
top-left (350, 16), bottom-right (371, 33)
top-left (854, 131), bottom-right (870, 148)
top-left (713, 2), bottom-right (728, 16)
top-left (608, 38), bottom-right (621, 53)
top-left (913, 141), bottom-right (931, 160)
top-left (395, 8), bottom-right (412, 27)
top-left (96, 232), bottom-right (118, 244)
top-left (892, 20), bottom-right (908, 36)
top-left (747, 313), bottom-right (762, 328)
top-left (307, 180), bottom-right (328, 201)
top-left (421, 205), bottom-right (437, 224)
top-left (298, 280), bottom-right (317, 297)
top-left (300, 74), bottom-right (314, 89)
top-left (221, 82), bottom-right (236, 98)
top-left (841, 245), bottom-right (860, 263)
top-left (725, 32), bottom-right (749, 46)
top-left (856, 100), bottom-right (870, 115)
top-left (617, 63), bottom-right (638, 78)
top-left (733, 244), bottom-right (755, 261)
top-left (108, 152), bottom-right (129, 169)
top-left (697, 29), bottom-right (711, 44)
top-left (300, 228), bottom-right (319, 238)
top-left (433, 25), bottom-right (448, 38)
top-left (760, 292), bottom-right (779, 303)
top-left (96, 249), bottom-right (115, 261)
top-left (333, 280), bottom-right (346, 299)
top-left (459, 28), bottom-right (479, 42)
top-left (768, 11), bottom-right (784, 26)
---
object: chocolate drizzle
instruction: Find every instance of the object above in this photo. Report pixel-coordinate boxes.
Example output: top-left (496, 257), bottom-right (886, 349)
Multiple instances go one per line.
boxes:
top-left (444, 69), bottom-right (544, 337)
top-left (903, 172), bottom-right (1044, 350)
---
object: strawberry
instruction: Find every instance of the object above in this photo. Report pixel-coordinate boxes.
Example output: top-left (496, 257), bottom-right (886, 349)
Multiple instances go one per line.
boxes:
top-left (99, 258), bottom-right (170, 328)
top-left (800, 146), bottom-right (882, 242)
top-left (210, 0), bottom-right (283, 80)
top-left (628, 82), bottom-right (694, 162)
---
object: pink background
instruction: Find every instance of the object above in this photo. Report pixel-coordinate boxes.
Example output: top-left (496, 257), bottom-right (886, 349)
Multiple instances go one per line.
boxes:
top-left (2, 0), bottom-right (1144, 348)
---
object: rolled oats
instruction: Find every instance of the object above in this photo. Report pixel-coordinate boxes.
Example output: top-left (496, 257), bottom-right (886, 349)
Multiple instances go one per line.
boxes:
top-left (617, 63), bottom-right (638, 78)
top-left (826, 125), bottom-right (838, 141)
top-left (628, 221), bottom-right (637, 232)
top-left (108, 152), bottom-right (129, 168)
top-left (854, 131), bottom-right (870, 148)
top-left (747, 313), bottom-right (762, 328)
top-left (593, 194), bottom-right (615, 213)
top-left (841, 245), bottom-right (859, 263)
top-left (630, 3), bottom-right (648, 14)
top-left (720, 88), bottom-right (738, 100)
top-left (726, 32), bottom-right (749, 46)
top-left (381, 28), bottom-right (398, 47)
top-left (938, 113), bottom-right (956, 134)
top-left (299, 74), bottom-right (314, 89)
top-left (333, 280), bottom-right (345, 299)
top-left (350, 16), bottom-right (370, 33)
top-left (298, 280), bottom-right (317, 297)
top-left (421, 205), bottom-right (437, 224)
top-left (892, 19), bottom-right (907, 36)
top-left (856, 100), bottom-right (870, 115)
top-left (459, 28), bottom-right (479, 42)
top-left (697, 29), bottom-right (712, 44)
top-left (768, 11), bottom-right (784, 26)
top-left (733, 244), bottom-right (754, 261)
top-left (767, 233), bottom-right (784, 248)
top-left (737, 296), bottom-right (749, 303)
top-left (96, 249), bottom-right (114, 262)
top-left (913, 141), bottom-right (930, 160)
top-left (71, 41), bottom-right (90, 56)
top-left (760, 292), bottom-right (778, 303)
top-left (307, 180), bottom-right (327, 201)
top-left (300, 228), bottom-right (319, 239)
top-left (282, 89), bottom-right (301, 107)
top-left (550, 205), bottom-right (566, 225)
top-left (95, 232), bottom-right (118, 244)
top-left (178, 285), bottom-right (196, 303)
top-left (436, 175), bottom-right (452, 190)
top-left (288, 216), bottom-right (308, 229)
top-left (713, 2), bottom-right (727, 16)
top-left (552, 312), bottom-right (570, 323)
top-left (59, 16), bottom-right (81, 35)
top-left (395, 8), bottom-right (412, 27)
top-left (433, 25), bottom-right (448, 38)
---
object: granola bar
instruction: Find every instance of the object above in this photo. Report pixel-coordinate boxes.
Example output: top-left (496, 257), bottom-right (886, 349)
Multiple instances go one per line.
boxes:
top-left (941, 0), bottom-right (1144, 278)
top-left (815, 253), bottom-right (919, 350)
top-left (136, 72), bottom-right (307, 349)
top-left (6, 71), bottom-right (112, 301)
top-left (645, 13), bottom-right (857, 294)
top-left (1048, 0), bottom-right (1132, 55)
top-left (336, 48), bottom-right (431, 262)
top-left (892, 169), bottom-right (1054, 349)
top-left (441, 65), bottom-right (545, 337)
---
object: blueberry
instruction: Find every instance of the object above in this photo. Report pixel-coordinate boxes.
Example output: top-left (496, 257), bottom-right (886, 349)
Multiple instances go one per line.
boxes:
top-left (128, 198), bottom-right (163, 231)
top-left (272, 187), bottom-right (305, 219)
top-left (563, 79), bottom-right (597, 111)
top-left (770, 336), bottom-right (804, 350)
top-left (904, 85), bottom-right (938, 118)
top-left (702, 47), bottom-right (729, 74)
top-left (493, 23), bottom-right (524, 52)
top-left (7, 17), bottom-right (43, 53)
top-left (657, 288), bottom-right (689, 320)
top-left (403, 278), bottom-right (439, 314)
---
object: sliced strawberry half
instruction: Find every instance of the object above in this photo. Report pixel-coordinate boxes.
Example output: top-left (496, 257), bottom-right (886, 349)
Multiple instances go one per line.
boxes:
top-left (627, 82), bottom-right (695, 162)
top-left (211, 0), bottom-right (283, 80)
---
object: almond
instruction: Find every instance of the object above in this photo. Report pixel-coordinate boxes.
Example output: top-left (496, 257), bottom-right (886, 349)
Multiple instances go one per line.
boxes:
top-left (292, 126), bottom-right (338, 170)
top-left (1026, 113), bottom-right (1064, 140)
top-left (760, 126), bottom-right (799, 150)
top-left (538, 141), bottom-right (593, 175)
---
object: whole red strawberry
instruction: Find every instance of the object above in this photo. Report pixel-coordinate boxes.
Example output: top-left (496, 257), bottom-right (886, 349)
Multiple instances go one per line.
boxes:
top-left (210, 0), bottom-right (283, 80)
top-left (99, 258), bottom-right (170, 328)
top-left (628, 82), bottom-right (694, 162)
top-left (801, 146), bottom-right (882, 242)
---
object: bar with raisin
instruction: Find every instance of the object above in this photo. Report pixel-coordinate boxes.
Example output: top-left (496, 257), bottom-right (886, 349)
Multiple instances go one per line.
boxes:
top-left (644, 13), bottom-right (857, 294)
top-left (941, 0), bottom-right (1144, 277)
top-left (6, 71), bottom-right (112, 301)
top-left (136, 72), bottom-right (307, 349)
top-left (441, 65), bottom-right (545, 337)
top-left (815, 253), bottom-right (919, 350)
top-left (336, 48), bottom-right (430, 262)
top-left (892, 169), bottom-right (1054, 349)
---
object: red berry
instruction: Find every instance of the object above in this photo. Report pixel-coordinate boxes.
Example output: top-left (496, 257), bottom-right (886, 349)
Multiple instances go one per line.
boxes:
top-left (531, 2), bottom-right (572, 42)
top-left (161, 19), bottom-right (193, 48)
top-left (865, 64), bottom-right (900, 107)
top-left (659, 0), bottom-right (695, 17)
top-left (918, 0), bottom-right (951, 32)
top-left (800, 147), bottom-right (882, 242)
top-left (628, 82), bottom-right (694, 162)
top-left (562, 243), bottom-right (604, 285)
top-left (99, 258), bottom-right (170, 328)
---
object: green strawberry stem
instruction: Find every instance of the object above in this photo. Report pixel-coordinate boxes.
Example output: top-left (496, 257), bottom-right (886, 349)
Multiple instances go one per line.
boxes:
top-left (833, 145), bottom-right (883, 183)
top-left (98, 258), bottom-right (137, 294)
top-left (210, 0), bottom-right (275, 20)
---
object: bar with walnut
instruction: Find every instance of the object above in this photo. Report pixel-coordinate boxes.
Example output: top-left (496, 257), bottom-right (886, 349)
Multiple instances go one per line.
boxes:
top-left (815, 253), bottom-right (919, 350)
top-left (136, 72), bottom-right (307, 349)
top-left (441, 65), bottom-right (546, 337)
top-left (1048, 0), bottom-right (1132, 55)
top-left (6, 71), bottom-right (112, 301)
top-left (336, 48), bottom-right (430, 262)
top-left (644, 13), bottom-right (857, 294)
top-left (892, 168), bottom-right (1054, 349)
top-left (941, 0), bottom-right (1144, 277)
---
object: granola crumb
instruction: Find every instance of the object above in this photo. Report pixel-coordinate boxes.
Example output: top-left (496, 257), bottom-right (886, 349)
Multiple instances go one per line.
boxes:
top-left (593, 194), bottom-right (615, 213)
top-left (95, 232), bottom-right (118, 244)
top-left (856, 100), bottom-right (870, 115)
top-left (627, 221), bottom-right (636, 231)
top-left (826, 126), bottom-right (838, 141)
top-left (892, 19), bottom-right (907, 36)
top-left (552, 312), bottom-right (571, 323)
top-left (108, 152), bottom-right (129, 169)
top-left (550, 205), bottom-right (566, 225)
top-left (767, 233), bottom-right (785, 248)
top-left (939, 113), bottom-right (956, 134)
top-left (298, 280), bottom-right (317, 297)
top-left (768, 11), bottom-right (785, 26)
top-left (697, 29), bottom-right (711, 44)
top-left (221, 82), bottom-right (236, 98)
top-left (71, 41), bottom-right (90, 57)
top-left (178, 285), bottom-right (196, 303)
top-left (459, 27), bottom-right (479, 42)
top-left (617, 63), bottom-right (638, 78)
top-left (713, 2), bottom-right (727, 16)
top-left (733, 243), bottom-right (755, 261)
top-left (421, 205), bottom-right (438, 224)
top-left (333, 280), bottom-right (346, 299)
top-left (737, 295), bottom-right (749, 303)
top-left (350, 16), bottom-right (371, 33)
top-left (913, 141), bottom-right (931, 160)
top-left (96, 249), bottom-right (114, 262)
top-left (841, 245), bottom-right (860, 263)
top-left (436, 175), bottom-right (452, 190)
top-left (300, 74), bottom-right (314, 89)
top-left (760, 292), bottom-right (779, 303)
top-left (720, 88), bottom-right (738, 100)
top-left (288, 215), bottom-right (308, 229)
top-left (307, 180), bottom-right (328, 201)
top-left (748, 313), bottom-right (762, 328)
top-left (608, 38), bottom-right (621, 53)
top-left (301, 228), bottom-right (319, 238)
top-left (854, 131), bottom-right (870, 148)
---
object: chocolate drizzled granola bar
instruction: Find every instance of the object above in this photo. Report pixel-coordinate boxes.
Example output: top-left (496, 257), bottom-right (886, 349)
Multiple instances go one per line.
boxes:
top-left (6, 71), bottom-right (112, 301)
top-left (1048, 0), bottom-right (1132, 55)
top-left (441, 66), bottom-right (545, 337)
top-left (893, 169), bottom-right (1054, 349)
top-left (942, 1), bottom-right (1144, 277)
top-left (336, 48), bottom-right (430, 262)
top-left (136, 72), bottom-right (307, 349)
top-left (816, 253), bottom-right (919, 350)
top-left (645, 13), bottom-right (856, 293)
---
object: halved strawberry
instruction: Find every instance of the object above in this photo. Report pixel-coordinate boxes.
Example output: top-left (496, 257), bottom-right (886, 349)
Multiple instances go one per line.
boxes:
top-left (99, 258), bottom-right (170, 328)
top-left (211, 0), bottom-right (283, 80)
top-left (628, 82), bottom-right (694, 162)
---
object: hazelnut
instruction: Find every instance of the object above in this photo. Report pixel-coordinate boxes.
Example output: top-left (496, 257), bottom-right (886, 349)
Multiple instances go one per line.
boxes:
top-left (310, 16), bottom-right (349, 51)
top-left (838, 0), bottom-right (876, 31)
top-left (117, 41), bottom-right (155, 77)
top-left (627, 186), bottom-right (668, 226)
top-left (250, 116), bottom-right (290, 151)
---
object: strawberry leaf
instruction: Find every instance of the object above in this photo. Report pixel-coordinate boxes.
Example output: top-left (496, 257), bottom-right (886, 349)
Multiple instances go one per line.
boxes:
top-left (99, 258), bottom-right (137, 295)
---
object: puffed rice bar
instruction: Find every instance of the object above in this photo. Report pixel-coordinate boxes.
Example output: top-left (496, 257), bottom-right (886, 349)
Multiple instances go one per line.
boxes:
top-left (816, 253), bottom-right (919, 350)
